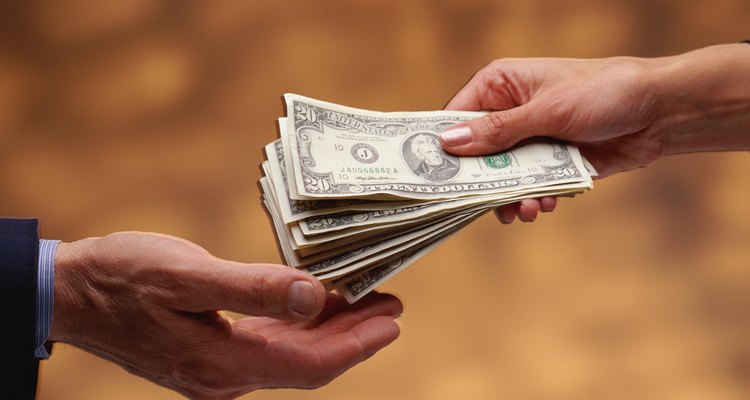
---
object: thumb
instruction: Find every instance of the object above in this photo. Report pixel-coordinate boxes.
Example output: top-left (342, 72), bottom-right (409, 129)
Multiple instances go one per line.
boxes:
top-left (180, 260), bottom-right (327, 322)
top-left (439, 104), bottom-right (540, 156)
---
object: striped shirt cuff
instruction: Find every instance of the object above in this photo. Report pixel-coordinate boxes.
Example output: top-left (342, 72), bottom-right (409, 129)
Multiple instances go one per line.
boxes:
top-left (35, 239), bottom-right (59, 359)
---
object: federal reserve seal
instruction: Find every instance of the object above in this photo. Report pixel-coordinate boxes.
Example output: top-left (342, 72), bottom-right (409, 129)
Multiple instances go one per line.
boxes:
top-left (351, 143), bottom-right (379, 164)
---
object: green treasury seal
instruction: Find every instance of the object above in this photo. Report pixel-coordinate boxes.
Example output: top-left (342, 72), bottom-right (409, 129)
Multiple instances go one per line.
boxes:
top-left (483, 153), bottom-right (511, 169)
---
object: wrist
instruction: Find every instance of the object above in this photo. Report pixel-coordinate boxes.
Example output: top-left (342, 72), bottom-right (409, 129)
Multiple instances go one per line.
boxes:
top-left (651, 44), bottom-right (750, 155)
top-left (49, 241), bottom-right (87, 343)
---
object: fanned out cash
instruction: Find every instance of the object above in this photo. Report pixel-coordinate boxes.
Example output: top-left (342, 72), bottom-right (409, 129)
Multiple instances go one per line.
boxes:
top-left (260, 94), bottom-right (595, 303)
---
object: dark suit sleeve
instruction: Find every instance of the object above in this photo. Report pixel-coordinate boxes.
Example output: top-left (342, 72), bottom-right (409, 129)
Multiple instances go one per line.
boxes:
top-left (0, 218), bottom-right (40, 399)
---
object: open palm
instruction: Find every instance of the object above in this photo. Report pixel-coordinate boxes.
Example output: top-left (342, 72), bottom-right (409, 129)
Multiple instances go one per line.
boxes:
top-left (51, 232), bottom-right (403, 400)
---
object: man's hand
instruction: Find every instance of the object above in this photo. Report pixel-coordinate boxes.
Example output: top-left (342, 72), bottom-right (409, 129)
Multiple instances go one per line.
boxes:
top-left (50, 232), bottom-right (402, 399)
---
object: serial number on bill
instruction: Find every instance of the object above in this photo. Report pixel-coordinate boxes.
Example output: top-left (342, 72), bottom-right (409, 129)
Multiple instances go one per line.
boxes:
top-left (339, 166), bottom-right (400, 175)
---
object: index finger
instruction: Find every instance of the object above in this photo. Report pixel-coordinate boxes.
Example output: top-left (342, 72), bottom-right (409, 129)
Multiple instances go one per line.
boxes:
top-left (444, 70), bottom-right (485, 111)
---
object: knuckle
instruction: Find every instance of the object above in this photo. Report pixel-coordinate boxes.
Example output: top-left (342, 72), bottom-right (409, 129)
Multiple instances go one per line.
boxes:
top-left (485, 112), bottom-right (507, 132)
top-left (476, 112), bottom-right (508, 146)
top-left (475, 59), bottom-right (498, 79)
top-left (486, 57), bottom-right (509, 71)
top-left (483, 59), bottom-right (516, 88)
top-left (245, 269), bottom-right (269, 314)
top-left (476, 58), bottom-right (511, 87)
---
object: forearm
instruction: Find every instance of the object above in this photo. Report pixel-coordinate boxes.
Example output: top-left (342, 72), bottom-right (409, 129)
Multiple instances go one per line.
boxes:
top-left (652, 43), bottom-right (750, 155)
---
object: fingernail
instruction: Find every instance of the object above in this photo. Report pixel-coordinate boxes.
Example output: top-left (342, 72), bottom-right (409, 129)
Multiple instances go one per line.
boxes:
top-left (289, 281), bottom-right (315, 317)
top-left (440, 125), bottom-right (473, 146)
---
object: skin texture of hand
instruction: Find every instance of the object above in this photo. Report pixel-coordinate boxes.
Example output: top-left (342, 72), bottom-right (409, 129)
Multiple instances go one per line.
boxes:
top-left (440, 43), bottom-right (750, 223)
top-left (49, 232), bottom-right (402, 400)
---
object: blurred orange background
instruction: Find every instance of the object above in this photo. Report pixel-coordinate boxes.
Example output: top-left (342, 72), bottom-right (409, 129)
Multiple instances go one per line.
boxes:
top-left (2, 1), bottom-right (750, 399)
